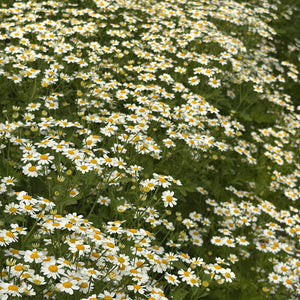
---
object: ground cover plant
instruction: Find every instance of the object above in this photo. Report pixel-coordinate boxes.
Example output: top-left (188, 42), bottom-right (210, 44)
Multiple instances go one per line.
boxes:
top-left (0, 0), bottom-right (299, 299)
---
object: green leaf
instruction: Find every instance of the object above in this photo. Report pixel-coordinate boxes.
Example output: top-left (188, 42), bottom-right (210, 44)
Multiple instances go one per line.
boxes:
top-left (173, 288), bottom-right (189, 300)
top-left (178, 186), bottom-right (187, 196)
top-left (197, 290), bottom-right (210, 298)
top-left (173, 260), bottom-right (187, 270)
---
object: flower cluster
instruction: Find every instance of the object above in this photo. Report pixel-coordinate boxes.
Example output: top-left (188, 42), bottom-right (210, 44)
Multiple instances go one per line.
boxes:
top-left (0, 0), bottom-right (299, 299)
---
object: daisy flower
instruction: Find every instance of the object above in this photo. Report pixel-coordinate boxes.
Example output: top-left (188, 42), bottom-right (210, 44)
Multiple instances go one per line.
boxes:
top-left (211, 236), bottom-right (224, 246)
top-left (165, 273), bottom-right (180, 285)
top-left (163, 138), bottom-right (175, 148)
top-left (35, 153), bottom-right (54, 165)
top-left (208, 78), bottom-right (221, 88)
top-left (186, 274), bottom-right (201, 287)
top-left (97, 196), bottom-right (111, 206)
top-left (161, 190), bottom-right (177, 207)
top-left (24, 249), bottom-right (45, 263)
top-left (188, 76), bottom-right (200, 86)
top-left (80, 294), bottom-right (98, 300)
top-left (2, 283), bottom-right (23, 297)
top-left (22, 163), bottom-right (42, 177)
top-left (56, 278), bottom-right (80, 295)
top-left (254, 85), bottom-right (263, 93)
top-left (182, 218), bottom-right (195, 229)
top-left (189, 211), bottom-right (202, 221)
top-left (1, 176), bottom-right (16, 186)
top-left (175, 66), bottom-right (186, 73)
top-left (127, 284), bottom-right (145, 295)
top-left (24, 113), bottom-right (35, 122)
top-left (97, 291), bottom-right (116, 300)
top-left (282, 276), bottom-right (295, 289)
top-left (178, 268), bottom-right (198, 284)
top-left (68, 241), bottom-right (91, 256)
top-left (41, 259), bottom-right (65, 279)
top-left (222, 237), bottom-right (235, 248)
top-left (141, 178), bottom-right (158, 192)
top-left (29, 274), bottom-right (46, 286)
top-left (75, 161), bottom-right (93, 173)
top-left (228, 254), bottom-right (239, 264)
top-left (4, 203), bottom-right (20, 215)
top-left (10, 263), bottom-right (27, 277)
top-left (227, 90), bottom-right (235, 98)
top-left (221, 268), bottom-right (236, 283)
top-left (69, 188), bottom-right (79, 198)
top-left (153, 174), bottom-right (172, 188)
top-left (268, 272), bottom-right (281, 284)
top-left (21, 282), bottom-right (36, 296)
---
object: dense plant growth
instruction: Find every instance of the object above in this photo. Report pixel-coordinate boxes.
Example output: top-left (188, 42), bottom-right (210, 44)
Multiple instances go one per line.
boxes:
top-left (0, 0), bottom-right (299, 299)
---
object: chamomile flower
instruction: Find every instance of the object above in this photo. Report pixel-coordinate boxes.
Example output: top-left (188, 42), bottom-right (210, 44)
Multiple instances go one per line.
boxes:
top-left (268, 272), bottom-right (281, 284)
top-left (35, 153), bottom-right (54, 165)
top-left (41, 259), bottom-right (65, 279)
top-left (221, 268), bottom-right (236, 282)
top-left (282, 276), bottom-right (295, 289)
top-left (141, 179), bottom-right (157, 192)
top-left (163, 138), bottom-right (175, 148)
top-left (188, 76), bottom-right (200, 86)
top-left (97, 291), bottom-right (116, 299)
top-left (2, 283), bottom-right (23, 297)
top-left (228, 254), bottom-right (239, 264)
top-left (68, 242), bottom-right (91, 256)
top-left (56, 278), bottom-right (80, 295)
top-left (4, 203), bottom-right (20, 215)
top-left (22, 163), bottom-right (41, 177)
top-left (186, 274), bottom-right (201, 287)
top-left (127, 284), bottom-right (145, 295)
top-left (75, 161), bottom-right (93, 173)
top-left (211, 236), bottom-right (224, 246)
top-left (24, 249), bottom-right (45, 263)
top-left (80, 294), bottom-right (98, 300)
top-left (165, 273), bottom-right (180, 285)
top-left (161, 190), bottom-right (177, 207)
top-left (222, 237), bottom-right (235, 248)
top-left (30, 274), bottom-right (46, 286)
top-left (208, 78), bottom-right (221, 88)
top-left (154, 174), bottom-right (172, 188)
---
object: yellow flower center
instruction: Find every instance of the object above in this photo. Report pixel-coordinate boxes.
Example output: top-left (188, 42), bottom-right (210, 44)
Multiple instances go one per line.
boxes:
top-left (48, 265), bottom-right (58, 272)
top-left (30, 252), bottom-right (39, 259)
top-left (118, 257), bottom-right (125, 263)
top-left (166, 195), bottom-right (173, 202)
top-left (28, 166), bottom-right (36, 172)
top-left (62, 281), bottom-right (73, 288)
top-left (76, 244), bottom-right (85, 251)
top-left (8, 285), bottom-right (18, 291)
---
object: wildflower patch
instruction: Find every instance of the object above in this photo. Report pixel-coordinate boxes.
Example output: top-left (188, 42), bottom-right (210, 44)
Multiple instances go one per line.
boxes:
top-left (0, 0), bottom-right (299, 299)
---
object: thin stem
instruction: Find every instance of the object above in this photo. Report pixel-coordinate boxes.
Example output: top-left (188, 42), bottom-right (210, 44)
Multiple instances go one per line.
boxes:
top-left (22, 214), bottom-right (42, 247)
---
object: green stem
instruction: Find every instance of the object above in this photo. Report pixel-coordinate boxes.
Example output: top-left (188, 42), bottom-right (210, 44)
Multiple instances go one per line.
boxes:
top-left (99, 265), bottom-right (118, 293)
top-left (22, 215), bottom-right (42, 247)
top-left (87, 168), bottom-right (117, 218)
top-left (135, 189), bottom-right (161, 224)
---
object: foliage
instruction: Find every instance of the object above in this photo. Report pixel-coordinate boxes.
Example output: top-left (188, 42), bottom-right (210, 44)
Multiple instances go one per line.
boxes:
top-left (0, 0), bottom-right (299, 299)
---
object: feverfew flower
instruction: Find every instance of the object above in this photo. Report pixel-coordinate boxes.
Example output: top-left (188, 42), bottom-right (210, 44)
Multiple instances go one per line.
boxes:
top-left (41, 259), bottom-right (65, 279)
top-left (161, 190), bottom-right (177, 207)
top-left (24, 249), bottom-right (45, 263)
top-left (127, 284), bottom-right (145, 295)
top-left (165, 273), bottom-right (180, 285)
top-left (56, 278), bottom-right (80, 295)
top-left (211, 236), bottom-right (224, 246)
top-left (188, 76), bottom-right (200, 86)
top-left (221, 268), bottom-right (236, 282)
top-left (22, 163), bottom-right (42, 177)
